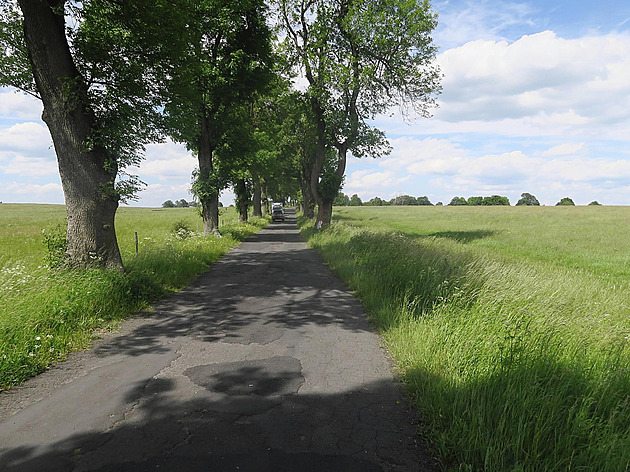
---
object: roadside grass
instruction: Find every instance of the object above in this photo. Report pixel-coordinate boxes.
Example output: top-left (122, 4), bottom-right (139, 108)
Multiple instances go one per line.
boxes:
top-left (300, 206), bottom-right (630, 471)
top-left (0, 204), bottom-right (266, 390)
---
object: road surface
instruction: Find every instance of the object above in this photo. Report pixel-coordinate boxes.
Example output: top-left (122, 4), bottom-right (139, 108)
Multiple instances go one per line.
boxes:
top-left (0, 209), bottom-right (433, 471)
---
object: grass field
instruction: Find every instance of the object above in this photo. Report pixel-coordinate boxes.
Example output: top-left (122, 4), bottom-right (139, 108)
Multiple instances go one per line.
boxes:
top-left (301, 205), bottom-right (630, 472)
top-left (0, 203), bottom-right (266, 390)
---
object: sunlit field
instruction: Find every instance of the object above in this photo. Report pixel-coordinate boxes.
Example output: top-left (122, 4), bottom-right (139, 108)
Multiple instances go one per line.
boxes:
top-left (0, 203), bottom-right (265, 390)
top-left (302, 205), bottom-right (630, 471)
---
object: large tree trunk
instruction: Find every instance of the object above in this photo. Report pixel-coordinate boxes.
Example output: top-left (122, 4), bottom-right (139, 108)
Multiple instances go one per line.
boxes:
top-left (261, 180), bottom-right (268, 215)
top-left (316, 199), bottom-right (333, 227)
top-left (19, 0), bottom-right (123, 269)
top-left (309, 100), bottom-right (329, 229)
top-left (300, 176), bottom-right (315, 219)
top-left (235, 178), bottom-right (249, 222)
top-left (198, 110), bottom-right (220, 236)
top-left (252, 174), bottom-right (262, 217)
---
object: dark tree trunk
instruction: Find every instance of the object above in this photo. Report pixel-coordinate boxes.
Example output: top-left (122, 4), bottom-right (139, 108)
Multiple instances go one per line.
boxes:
top-left (252, 175), bottom-right (262, 217)
top-left (317, 199), bottom-right (333, 227)
top-left (300, 177), bottom-right (315, 219)
top-left (18, 0), bottom-right (123, 269)
top-left (261, 180), bottom-right (268, 215)
top-left (235, 178), bottom-right (249, 222)
top-left (198, 110), bottom-right (220, 236)
top-left (309, 100), bottom-right (329, 228)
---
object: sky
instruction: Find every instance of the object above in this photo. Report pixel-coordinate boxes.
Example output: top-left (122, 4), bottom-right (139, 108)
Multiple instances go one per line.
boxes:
top-left (1, 0), bottom-right (630, 207)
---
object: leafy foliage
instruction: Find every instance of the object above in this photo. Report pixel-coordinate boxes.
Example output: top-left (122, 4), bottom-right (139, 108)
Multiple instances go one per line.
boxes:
top-left (516, 193), bottom-right (540, 206)
top-left (482, 195), bottom-right (510, 206)
top-left (449, 196), bottom-right (468, 206)
top-left (556, 197), bottom-right (576, 206)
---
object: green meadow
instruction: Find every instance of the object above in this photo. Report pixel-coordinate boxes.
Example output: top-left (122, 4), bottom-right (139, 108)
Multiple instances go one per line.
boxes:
top-left (302, 205), bottom-right (630, 472)
top-left (0, 203), bottom-right (266, 390)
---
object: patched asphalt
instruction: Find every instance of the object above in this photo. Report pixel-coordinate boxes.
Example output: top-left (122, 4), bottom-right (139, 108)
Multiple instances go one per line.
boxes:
top-left (0, 208), bottom-right (434, 471)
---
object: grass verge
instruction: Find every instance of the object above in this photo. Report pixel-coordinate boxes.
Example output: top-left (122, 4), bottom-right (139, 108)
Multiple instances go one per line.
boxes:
top-left (0, 208), bottom-right (268, 391)
top-left (300, 216), bottom-right (630, 471)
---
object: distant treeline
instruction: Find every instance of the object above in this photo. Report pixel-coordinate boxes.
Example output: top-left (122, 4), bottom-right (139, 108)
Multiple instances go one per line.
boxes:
top-left (335, 192), bottom-right (603, 207)
top-left (162, 199), bottom-right (200, 208)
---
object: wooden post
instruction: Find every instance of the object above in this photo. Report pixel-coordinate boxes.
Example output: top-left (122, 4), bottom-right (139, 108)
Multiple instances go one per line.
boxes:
top-left (135, 232), bottom-right (138, 253)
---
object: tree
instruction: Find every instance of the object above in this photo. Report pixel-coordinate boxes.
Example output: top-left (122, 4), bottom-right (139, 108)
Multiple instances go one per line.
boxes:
top-left (556, 197), bottom-right (575, 206)
top-left (392, 195), bottom-right (417, 205)
top-left (333, 192), bottom-right (350, 206)
top-left (588, 201), bottom-right (602, 206)
top-left (416, 196), bottom-right (433, 206)
top-left (175, 199), bottom-right (189, 208)
top-left (1, 1), bottom-right (174, 268)
top-left (349, 194), bottom-right (362, 206)
top-left (366, 196), bottom-right (386, 206)
top-left (162, 200), bottom-right (175, 208)
top-left (467, 196), bottom-right (483, 206)
top-left (448, 196), bottom-right (468, 206)
top-left (516, 193), bottom-right (540, 206)
top-left (164, 0), bottom-right (272, 236)
top-left (278, 0), bottom-right (441, 227)
top-left (482, 195), bottom-right (510, 206)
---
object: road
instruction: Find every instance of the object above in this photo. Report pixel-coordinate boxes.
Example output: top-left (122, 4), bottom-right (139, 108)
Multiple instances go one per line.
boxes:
top-left (0, 209), bottom-right (433, 471)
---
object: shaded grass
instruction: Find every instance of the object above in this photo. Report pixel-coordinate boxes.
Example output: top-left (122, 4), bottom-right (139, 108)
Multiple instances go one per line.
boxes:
top-left (0, 204), bottom-right (267, 390)
top-left (301, 213), bottom-right (630, 471)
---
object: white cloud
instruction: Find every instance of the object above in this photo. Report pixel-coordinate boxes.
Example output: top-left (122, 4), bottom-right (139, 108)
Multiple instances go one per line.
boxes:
top-left (434, 31), bottom-right (630, 131)
top-left (0, 122), bottom-right (53, 154)
top-left (1, 155), bottom-right (58, 178)
top-left (128, 139), bottom-right (196, 182)
top-left (0, 89), bottom-right (42, 121)
top-left (379, 137), bottom-right (468, 173)
top-left (347, 135), bottom-right (630, 205)
top-left (0, 182), bottom-right (63, 204)
top-left (541, 143), bottom-right (587, 157)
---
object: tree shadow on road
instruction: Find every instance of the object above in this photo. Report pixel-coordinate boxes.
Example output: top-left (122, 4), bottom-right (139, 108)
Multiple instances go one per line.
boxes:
top-left (0, 372), bottom-right (432, 472)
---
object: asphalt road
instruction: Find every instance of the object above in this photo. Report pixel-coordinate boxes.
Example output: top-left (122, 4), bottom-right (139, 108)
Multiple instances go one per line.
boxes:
top-left (0, 208), bottom-right (433, 471)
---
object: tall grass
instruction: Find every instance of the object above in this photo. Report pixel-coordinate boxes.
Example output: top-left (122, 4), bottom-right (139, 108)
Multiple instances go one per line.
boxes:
top-left (0, 204), bottom-right (267, 390)
top-left (301, 207), bottom-right (630, 471)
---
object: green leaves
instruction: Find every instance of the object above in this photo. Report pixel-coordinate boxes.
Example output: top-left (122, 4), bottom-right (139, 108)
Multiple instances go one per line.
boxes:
top-left (0, 2), bottom-right (36, 96)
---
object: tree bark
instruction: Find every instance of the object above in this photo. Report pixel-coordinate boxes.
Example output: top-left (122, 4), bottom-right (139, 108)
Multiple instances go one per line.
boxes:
top-left (235, 178), bottom-right (249, 222)
top-left (252, 174), bottom-right (262, 217)
top-left (309, 99), bottom-right (329, 228)
top-left (18, 0), bottom-right (123, 269)
top-left (261, 180), bottom-right (268, 215)
top-left (198, 108), bottom-right (220, 236)
top-left (300, 176), bottom-right (315, 218)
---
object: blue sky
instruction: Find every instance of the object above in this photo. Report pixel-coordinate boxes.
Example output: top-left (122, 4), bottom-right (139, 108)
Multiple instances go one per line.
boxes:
top-left (1, 0), bottom-right (630, 206)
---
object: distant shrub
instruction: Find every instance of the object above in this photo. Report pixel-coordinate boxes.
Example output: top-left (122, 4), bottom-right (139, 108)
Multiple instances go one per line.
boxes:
top-left (366, 197), bottom-right (386, 206)
top-left (516, 193), bottom-right (540, 206)
top-left (556, 197), bottom-right (575, 206)
top-left (390, 195), bottom-right (418, 206)
top-left (448, 196), bottom-right (467, 206)
top-left (416, 196), bottom-right (433, 206)
top-left (349, 194), bottom-right (363, 206)
top-left (162, 200), bottom-right (175, 208)
top-left (42, 224), bottom-right (67, 268)
top-left (334, 192), bottom-right (350, 206)
top-left (467, 196), bottom-right (484, 206)
top-left (481, 195), bottom-right (510, 206)
top-left (588, 201), bottom-right (602, 206)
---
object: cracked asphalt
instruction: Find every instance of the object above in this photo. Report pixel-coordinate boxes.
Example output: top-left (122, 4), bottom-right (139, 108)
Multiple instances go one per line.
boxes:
top-left (0, 209), bottom-right (434, 471)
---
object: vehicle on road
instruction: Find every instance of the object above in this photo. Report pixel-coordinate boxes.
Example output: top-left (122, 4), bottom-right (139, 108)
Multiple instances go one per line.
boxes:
top-left (272, 203), bottom-right (285, 222)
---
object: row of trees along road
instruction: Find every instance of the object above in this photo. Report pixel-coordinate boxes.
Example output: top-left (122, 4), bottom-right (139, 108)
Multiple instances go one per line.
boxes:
top-left (0, 0), bottom-right (441, 270)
